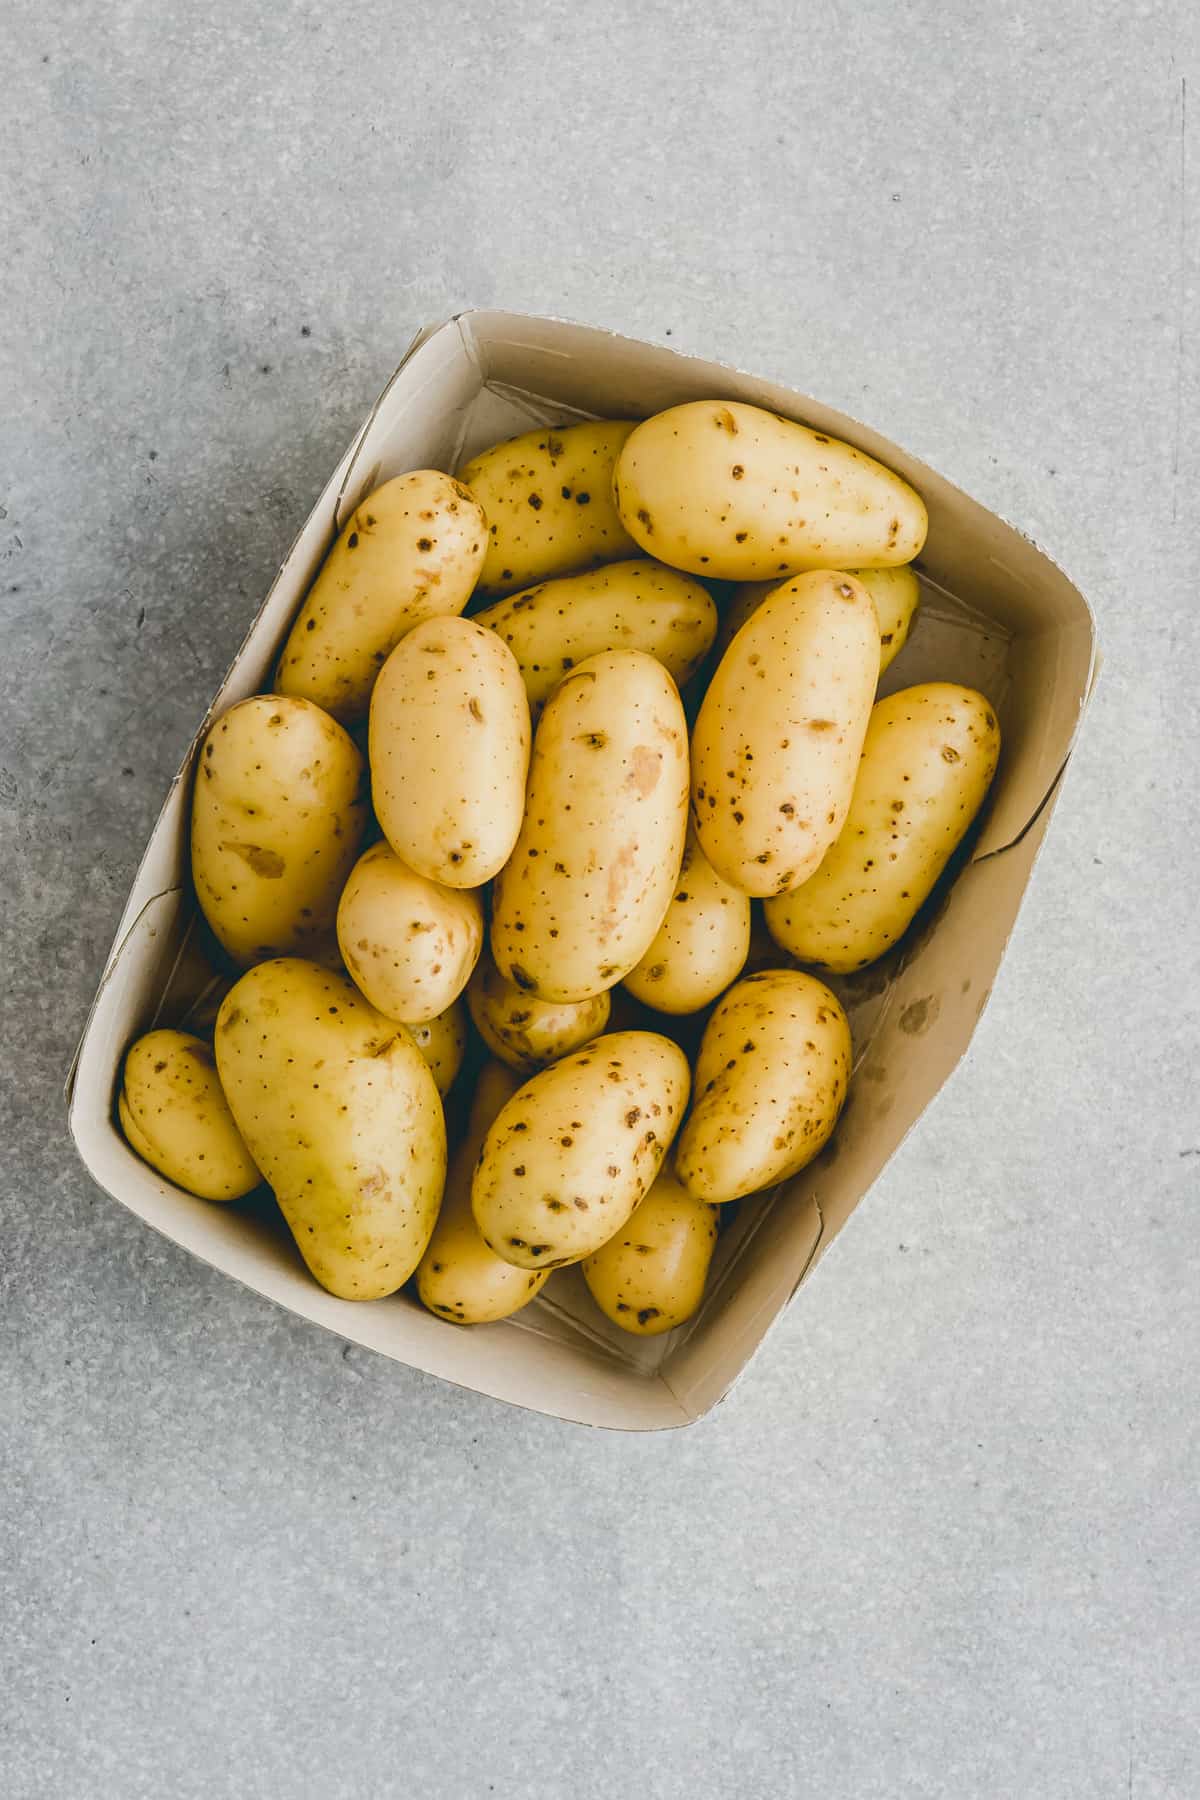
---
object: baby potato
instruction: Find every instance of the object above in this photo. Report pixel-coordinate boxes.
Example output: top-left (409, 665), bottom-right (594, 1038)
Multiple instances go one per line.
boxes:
top-left (613, 400), bottom-right (927, 580)
top-left (582, 1169), bottom-right (718, 1335)
top-left (118, 1029), bottom-right (260, 1201)
top-left (473, 558), bottom-right (717, 712)
top-left (675, 970), bottom-right (851, 1204)
top-left (417, 1061), bottom-right (551, 1324)
top-left (722, 564), bottom-right (920, 674)
top-left (765, 683), bottom-right (1001, 972)
top-left (407, 999), bottom-right (468, 1096)
top-left (471, 1030), bottom-right (690, 1269)
top-left (459, 420), bottom-right (639, 596)
top-left (274, 471), bottom-right (487, 725)
top-left (691, 571), bottom-right (879, 897)
top-left (191, 695), bottom-right (367, 967)
top-left (370, 614), bottom-right (530, 889)
top-left (337, 842), bottom-right (483, 1024)
top-left (467, 956), bottom-right (610, 1074)
top-left (490, 649), bottom-right (689, 1002)
top-left (623, 823), bottom-right (751, 1014)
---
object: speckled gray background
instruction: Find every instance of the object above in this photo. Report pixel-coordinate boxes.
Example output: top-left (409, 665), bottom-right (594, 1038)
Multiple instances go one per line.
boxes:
top-left (3, 3), bottom-right (1199, 1796)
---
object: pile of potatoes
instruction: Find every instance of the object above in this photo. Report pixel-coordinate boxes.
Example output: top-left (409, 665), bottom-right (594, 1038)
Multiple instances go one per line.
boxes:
top-left (118, 400), bottom-right (1000, 1339)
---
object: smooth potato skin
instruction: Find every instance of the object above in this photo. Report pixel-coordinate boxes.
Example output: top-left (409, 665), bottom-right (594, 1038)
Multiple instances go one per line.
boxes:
top-left (582, 1169), bottom-right (717, 1335)
top-left (337, 842), bottom-right (483, 1024)
top-left (471, 1031), bottom-right (690, 1269)
top-left (215, 960), bottom-right (446, 1300)
top-left (724, 564), bottom-right (920, 674)
top-left (675, 971), bottom-right (851, 1204)
top-left (623, 824), bottom-right (751, 1014)
top-left (490, 649), bottom-right (689, 1003)
top-left (370, 615), bottom-right (530, 889)
top-left (459, 420), bottom-right (639, 596)
top-left (764, 683), bottom-right (1001, 972)
top-left (407, 1000), bottom-right (468, 1097)
top-left (691, 572), bottom-right (880, 897)
top-left (274, 471), bottom-right (487, 725)
top-left (119, 1029), bottom-right (260, 1200)
top-left (191, 695), bottom-right (367, 967)
top-left (467, 958), bottom-right (610, 1074)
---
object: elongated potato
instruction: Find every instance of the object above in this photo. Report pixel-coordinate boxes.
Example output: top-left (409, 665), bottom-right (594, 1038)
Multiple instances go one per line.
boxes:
top-left (274, 471), bottom-right (487, 725)
top-left (623, 824), bottom-right (751, 1014)
top-left (675, 970), bottom-right (851, 1204)
top-left (407, 999), bottom-right (468, 1096)
top-left (191, 695), bottom-right (367, 967)
top-left (474, 559), bottom-right (717, 711)
top-left (119, 1029), bottom-right (260, 1200)
top-left (467, 957), bottom-right (610, 1074)
top-left (459, 420), bottom-right (639, 596)
top-left (765, 683), bottom-right (1001, 971)
top-left (369, 615), bottom-right (530, 889)
top-left (417, 1062), bottom-right (551, 1323)
top-left (337, 842), bottom-right (483, 1024)
top-left (490, 649), bottom-right (689, 1003)
top-left (471, 1031), bottom-right (690, 1268)
top-left (691, 572), bottom-right (879, 897)
top-left (614, 400), bottom-right (927, 580)
top-left (723, 564), bottom-right (920, 674)
top-left (582, 1169), bottom-right (718, 1335)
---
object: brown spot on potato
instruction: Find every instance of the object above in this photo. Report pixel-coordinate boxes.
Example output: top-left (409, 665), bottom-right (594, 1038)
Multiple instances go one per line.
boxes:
top-left (808, 719), bottom-right (835, 732)
top-left (731, 464), bottom-right (744, 479)
top-left (468, 698), bottom-right (483, 722)
top-left (221, 842), bottom-right (286, 878)
top-left (628, 746), bottom-right (662, 796)
top-left (347, 532), bottom-right (359, 548)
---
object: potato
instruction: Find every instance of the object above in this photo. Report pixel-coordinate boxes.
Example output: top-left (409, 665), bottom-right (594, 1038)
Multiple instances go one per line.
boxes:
top-left (614, 399), bottom-right (927, 580)
top-left (191, 695), bottom-right (367, 967)
top-left (417, 1062), bottom-right (551, 1323)
top-left (407, 999), bottom-right (468, 1097)
top-left (582, 1169), bottom-right (718, 1335)
top-left (467, 956), bottom-right (610, 1074)
top-left (490, 649), bottom-right (689, 1002)
top-left (369, 615), bottom-right (530, 889)
top-left (337, 842), bottom-right (483, 1024)
top-left (215, 959), bottom-right (445, 1299)
top-left (675, 970), bottom-right (851, 1204)
top-left (274, 471), bottom-right (487, 725)
top-left (690, 571), bottom-right (879, 897)
top-left (722, 564), bottom-right (919, 674)
top-left (473, 559), bottom-right (717, 712)
top-left (459, 420), bottom-right (639, 596)
top-left (623, 823), bottom-right (751, 1014)
top-left (471, 1030), bottom-right (690, 1269)
top-left (765, 683), bottom-right (1001, 972)
top-left (118, 1029), bottom-right (259, 1201)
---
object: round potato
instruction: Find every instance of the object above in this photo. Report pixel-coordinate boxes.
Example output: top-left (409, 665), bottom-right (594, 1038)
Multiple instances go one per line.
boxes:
top-left (722, 564), bottom-right (920, 674)
top-left (613, 399), bottom-right (927, 580)
top-left (471, 1030), bottom-right (690, 1269)
top-left (765, 683), bottom-right (1001, 972)
top-left (407, 999), bottom-right (468, 1096)
top-left (623, 824), bottom-right (751, 1014)
top-left (191, 695), bottom-right (367, 967)
top-left (337, 842), bottom-right (483, 1024)
top-left (370, 614), bottom-right (530, 889)
top-left (675, 970), bottom-right (851, 1204)
top-left (582, 1169), bottom-right (718, 1335)
top-left (118, 1029), bottom-right (260, 1201)
top-left (691, 571), bottom-right (879, 897)
top-left (467, 957), bottom-right (610, 1074)
top-left (274, 471), bottom-right (487, 725)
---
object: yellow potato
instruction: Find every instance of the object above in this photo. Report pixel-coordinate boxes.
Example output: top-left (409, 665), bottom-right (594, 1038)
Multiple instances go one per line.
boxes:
top-left (118, 1029), bottom-right (259, 1201)
top-left (690, 572), bottom-right (879, 897)
top-left (215, 960), bottom-right (445, 1299)
top-left (582, 1168), bottom-right (718, 1335)
top-left (722, 564), bottom-right (920, 674)
top-left (473, 559), bottom-right (717, 711)
top-left (614, 399), bottom-right (927, 580)
top-left (407, 999), bottom-right (468, 1097)
top-left (337, 842), bottom-right (483, 1024)
top-left (274, 471), bottom-right (487, 725)
top-left (765, 683), bottom-right (1001, 972)
top-left (417, 1062), bottom-right (551, 1324)
top-left (490, 649), bottom-right (689, 1002)
top-left (369, 614), bottom-right (530, 889)
top-left (471, 1030), bottom-right (690, 1269)
top-left (467, 957), bottom-right (610, 1074)
top-left (623, 823), bottom-right (751, 1014)
top-left (459, 420), bottom-right (639, 596)
top-left (191, 695), bottom-right (366, 967)
top-left (675, 970), bottom-right (851, 1204)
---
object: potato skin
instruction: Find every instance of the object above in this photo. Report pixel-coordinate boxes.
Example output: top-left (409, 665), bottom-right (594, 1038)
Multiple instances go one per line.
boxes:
top-left (675, 971), bottom-right (851, 1204)
top-left (691, 572), bottom-right (879, 897)
top-left (337, 842), bottom-right (483, 1024)
top-left (467, 957), bottom-right (610, 1074)
top-left (765, 683), bottom-right (1001, 972)
top-left (623, 823), bottom-right (750, 1014)
top-left (118, 1029), bottom-right (260, 1201)
top-left (471, 1030), bottom-right (690, 1269)
top-left (274, 471), bottom-right (487, 725)
top-left (369, 615), bottom-right (530, 889)
top-left (490, 649), bottom-right (689, 1003)
top-left (582, 1169), bottom-right (717, 1336)
top-left (459, 420), bottom-right (639, 596)
top-left (614, 400), bottom-right (927, 580)
top-left (191, 695), bottom-right (367, 967)
top-left (407, 999), bottom-right (468, 1097)
top-left (724, 564), bottom-right (919, 674)
top-left (215, 960), bottom-right (445, 1300)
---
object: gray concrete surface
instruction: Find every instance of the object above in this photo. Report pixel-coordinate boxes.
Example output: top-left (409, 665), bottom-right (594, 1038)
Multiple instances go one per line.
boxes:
top-left (3, 2), bottom-right (1198, 1795)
